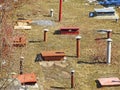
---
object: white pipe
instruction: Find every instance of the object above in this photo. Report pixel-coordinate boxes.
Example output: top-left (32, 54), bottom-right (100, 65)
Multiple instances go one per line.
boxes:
top-left (106, 38), bottom-right (112, 64)
top-left (50, 9), bottom-right (54, 17)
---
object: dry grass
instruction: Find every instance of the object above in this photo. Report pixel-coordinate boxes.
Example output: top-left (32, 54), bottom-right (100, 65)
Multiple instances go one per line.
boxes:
top-left (1, 0), bottom-right (120, 90)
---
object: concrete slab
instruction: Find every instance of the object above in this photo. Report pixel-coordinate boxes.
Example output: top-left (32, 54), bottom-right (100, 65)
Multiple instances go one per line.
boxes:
top-left (39, 61), bottom-right (54, 67)
top-left (54, 61), bottom-right (69, 68)
top-left (94, 13), bottom-right (119, 19)
top-left (98, 77), bottom-right (120, 87)
top-left (14, 26), bottom-right (32, 30)
top-left (17, 22), bottom-right (28, 26)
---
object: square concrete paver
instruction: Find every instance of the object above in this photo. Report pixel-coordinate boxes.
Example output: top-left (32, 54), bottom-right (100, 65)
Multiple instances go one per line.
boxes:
top-left (98, 77), bottom-right (120, 87)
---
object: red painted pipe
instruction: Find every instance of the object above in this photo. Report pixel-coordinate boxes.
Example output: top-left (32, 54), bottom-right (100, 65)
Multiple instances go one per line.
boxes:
top-left (76, 39), bottom-right (80, 58)
top-left (44, 31), bottom-right (47, 42)
top-left (44, 29), bottom-right (49, 42)
top-left (59, 0), bottom-right (62, 22)
top-left (107, 31), bottom-right (112, 39)
top-left (71, 71), bottom-right (74, 88)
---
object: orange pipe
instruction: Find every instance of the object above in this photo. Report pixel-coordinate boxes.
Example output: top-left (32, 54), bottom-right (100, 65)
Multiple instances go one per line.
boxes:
top-left (59, 0), bottom-right (62, 22)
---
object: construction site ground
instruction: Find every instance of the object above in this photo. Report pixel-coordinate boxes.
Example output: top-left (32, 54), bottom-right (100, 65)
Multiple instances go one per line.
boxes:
top-left (1, 0), bottom-right (120, 90)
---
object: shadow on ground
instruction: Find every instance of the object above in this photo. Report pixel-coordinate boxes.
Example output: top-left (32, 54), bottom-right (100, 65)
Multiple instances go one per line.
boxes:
top-left (66, 55), bottom-right (76, 58)
top-left (54, 30), bottom-right (61, 35)
top-left (29, 40), bottom-right (43, 43)
top-left (43, 14), bottom-right (50, 17)
top-left (95, 80), bottom-right (102, 88)
top-left (35, 54), bottom-right (43, 62)
top-left (51, 86), bottom-right (70, 89)
top-left (77, 61), bottom-right (106, 64)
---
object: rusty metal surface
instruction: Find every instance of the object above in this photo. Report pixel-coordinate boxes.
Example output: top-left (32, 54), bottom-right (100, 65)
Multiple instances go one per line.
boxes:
top-left (60, 27), bottom-right (79, 35)
top-left (41, 51), bottom-right (65, 61)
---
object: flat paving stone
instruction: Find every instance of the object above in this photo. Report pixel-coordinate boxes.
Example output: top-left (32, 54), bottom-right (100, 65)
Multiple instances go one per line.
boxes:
top-left (98, 77), bottom-right (120, 87)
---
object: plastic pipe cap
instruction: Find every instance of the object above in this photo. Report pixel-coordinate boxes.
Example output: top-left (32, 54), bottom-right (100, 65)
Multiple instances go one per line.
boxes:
top-left (50, 9), bottom-right (54, 11)
top-left (64, 57), bottom-right (67, 60)
top-left (76, 35), bottom-right (82, 39)
top-left (71, 70), bottom-right (75, 73)
top-left (106, 38), bottom-right (112, 42)
top-left (44, 29), bottom-right (49, 32)
top-left (20, 56), bottom-right (24, 59)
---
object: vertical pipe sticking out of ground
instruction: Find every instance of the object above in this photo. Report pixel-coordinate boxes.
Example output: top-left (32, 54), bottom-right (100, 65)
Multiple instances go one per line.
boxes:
top-left (50, 9), bottom-right (54, 17)
top-left (71, 69), bottom-right (75, 88)
top-left (76, 36), bottom-right (81, 58)
top-left (20, 56), bottom-right (24, 74)
top-left (59, 0), bottom-right (62, 22)
top-left (107, 32), bottom-right (110, 38)
top-left (77, 39), bottom-right (80, 58)
top-left (106, 38), bottom-right (112, 64)
top-left (107, 30), bottom-right (112, 39)
top-left (44, 29), bottom-right (49, 42)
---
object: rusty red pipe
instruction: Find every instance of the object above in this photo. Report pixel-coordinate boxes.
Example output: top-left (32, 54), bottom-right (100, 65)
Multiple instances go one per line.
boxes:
top-left (76, 36), bottom-right (81, 58)
top-left (71, 69), bottom-right (75, 88)
top-left (59, 0), bottom-right (62, 22)
top-left (44, 29), bottom-right (49, 42)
